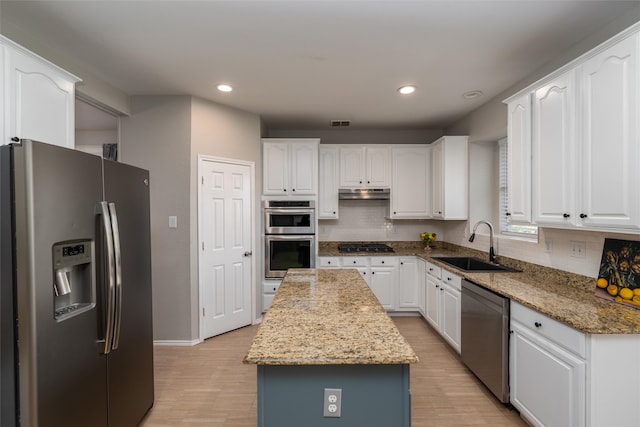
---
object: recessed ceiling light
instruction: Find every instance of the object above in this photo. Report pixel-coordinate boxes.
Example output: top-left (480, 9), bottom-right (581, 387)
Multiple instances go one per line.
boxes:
top-left (397, 85), bottom-right (417, 95)
top-left (462, 90), bottom-right (483, 99)
top-left (217, 84), bottom-right (233, 92)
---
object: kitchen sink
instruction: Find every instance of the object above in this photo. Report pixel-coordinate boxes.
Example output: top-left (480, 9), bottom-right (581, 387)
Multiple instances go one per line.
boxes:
top-left (432, 257), bottom-right (520, 273)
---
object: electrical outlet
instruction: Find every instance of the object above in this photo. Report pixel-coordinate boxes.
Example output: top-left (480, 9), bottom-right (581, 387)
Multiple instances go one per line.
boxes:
top-left (323, 388), bottom-right (342, 418)
top-left (570, 241), bottom-right (586, 258)
top-left (545, 238), bottom-right (553, 253)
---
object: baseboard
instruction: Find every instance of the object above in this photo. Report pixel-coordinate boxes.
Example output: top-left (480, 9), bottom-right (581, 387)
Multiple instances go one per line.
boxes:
top-left (388, 311), bottom-right (422, 317)
top-left (153, 339), bottom-right (202, 347)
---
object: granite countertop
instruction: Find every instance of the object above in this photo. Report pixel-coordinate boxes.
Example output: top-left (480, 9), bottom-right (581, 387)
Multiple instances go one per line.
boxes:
top-left (319, 241), bottom-right (640, 335)
top-left (243, 268), bottom-right (419, 366)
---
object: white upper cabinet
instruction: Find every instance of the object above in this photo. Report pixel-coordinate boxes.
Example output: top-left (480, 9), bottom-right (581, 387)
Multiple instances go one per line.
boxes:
top-left (318, 145), bottom-right (339, 218)
top-left (579, 33), bottom-right (639, 229)
top-left (532, 71), bottom-right (576, 226)
top-left (430, 136), bottom-right (468, 220)
top-left (390, 145), bottom-right (430, 219)
top-left (506, 93), bottom-right (532, 224)
top-left (263, 138), bottom-right (319, 196)
top-left (505, 25), bottom-right (640, 232)
top-left (339, 145), bottom-right (390, 188)
top-left (1, 36), bottom-right (80, 148)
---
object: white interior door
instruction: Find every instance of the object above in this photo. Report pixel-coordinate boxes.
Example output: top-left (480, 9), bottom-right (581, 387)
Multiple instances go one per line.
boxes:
top-left (199, 157), bottom-right (253, 339)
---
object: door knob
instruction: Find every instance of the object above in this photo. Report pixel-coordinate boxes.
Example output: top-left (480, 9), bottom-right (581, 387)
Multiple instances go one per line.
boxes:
top-left (243, 251), bottom-right (253, 257)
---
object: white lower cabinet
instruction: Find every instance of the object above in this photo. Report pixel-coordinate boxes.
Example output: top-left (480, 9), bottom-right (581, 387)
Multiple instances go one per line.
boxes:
top-left (439, 273), bottom-right (461, 353)
top-left (510, 304), bottom-right (586, 427)
top-left (398, 257), bottom-right (420, 310)
top-left (369, 257), bottom-right (398, 311)
top-left (319, 256), bottom-right (428, 312)
top-left (416, 259), bottom-right (426, 316)
top-left (262, 279), bottom-right (282, 312)
top-left (509, 301), bottom-right (640, 427)
top-left (424, 262), bottom-right (461, 353)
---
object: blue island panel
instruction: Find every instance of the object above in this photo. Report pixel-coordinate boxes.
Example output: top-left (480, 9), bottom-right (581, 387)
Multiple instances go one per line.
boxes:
top-left (257, 364), bottom-right (411, 427)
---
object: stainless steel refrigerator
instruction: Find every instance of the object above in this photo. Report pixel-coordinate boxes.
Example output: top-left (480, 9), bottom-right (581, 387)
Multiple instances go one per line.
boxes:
top-left (0, 140), bottom-right (154, 426)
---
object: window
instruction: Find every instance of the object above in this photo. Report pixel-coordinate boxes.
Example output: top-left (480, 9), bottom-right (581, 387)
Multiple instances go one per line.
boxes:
top-left (498, 139), bottom-right (537, 236)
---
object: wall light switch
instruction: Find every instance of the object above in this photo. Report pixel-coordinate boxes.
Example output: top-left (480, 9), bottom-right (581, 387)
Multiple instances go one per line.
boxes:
top-left (169, 216), bottom-right (178, 229)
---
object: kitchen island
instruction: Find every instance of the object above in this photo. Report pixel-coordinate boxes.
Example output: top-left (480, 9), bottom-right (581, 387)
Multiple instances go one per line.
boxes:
top-left (244, 268), bottom-right (418, 427)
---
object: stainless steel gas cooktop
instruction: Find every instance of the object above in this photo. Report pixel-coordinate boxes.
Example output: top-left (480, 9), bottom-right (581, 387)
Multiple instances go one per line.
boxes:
top-left (338, 243), bottom-right (395, 253)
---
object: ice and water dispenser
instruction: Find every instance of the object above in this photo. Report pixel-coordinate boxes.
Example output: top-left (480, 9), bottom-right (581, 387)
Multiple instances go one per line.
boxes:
top-left (52, 240), bottom-right (96, 320)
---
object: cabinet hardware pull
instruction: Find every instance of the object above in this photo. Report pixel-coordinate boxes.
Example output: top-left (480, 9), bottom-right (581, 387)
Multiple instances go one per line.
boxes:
top-left (534, 322), bottom-right (542, 328)
top-left (506, 212), bottom-right (511, 216)
top-left (580, 213), bottom-right (587, 218)
top-left (292, 188), bottom-right (295, 192)
top-left (563, 213), bottom-right (570, 218)
top-left (11, 136), bottom-right (20, 142)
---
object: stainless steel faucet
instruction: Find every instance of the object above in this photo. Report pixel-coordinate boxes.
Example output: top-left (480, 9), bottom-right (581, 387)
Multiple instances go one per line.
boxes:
top-left (468, 220), bottom-right (495, 263)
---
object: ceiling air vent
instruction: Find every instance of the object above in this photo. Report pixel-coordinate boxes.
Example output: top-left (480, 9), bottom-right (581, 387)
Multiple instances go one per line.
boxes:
top-left (330, 120), bottom-right (351, 127)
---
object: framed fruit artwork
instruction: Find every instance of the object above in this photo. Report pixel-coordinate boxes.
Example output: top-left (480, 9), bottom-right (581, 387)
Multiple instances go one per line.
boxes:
top-left (595, 238), bottom-right (640, 309)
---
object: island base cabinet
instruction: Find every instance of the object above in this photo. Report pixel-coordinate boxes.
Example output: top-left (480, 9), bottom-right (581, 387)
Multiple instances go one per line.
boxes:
top-left (256, 364), bottom-right (411, 427)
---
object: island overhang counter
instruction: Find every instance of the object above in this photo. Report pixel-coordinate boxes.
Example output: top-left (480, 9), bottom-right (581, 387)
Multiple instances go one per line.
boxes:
top-left (244, 268), bottom-right (418, 427)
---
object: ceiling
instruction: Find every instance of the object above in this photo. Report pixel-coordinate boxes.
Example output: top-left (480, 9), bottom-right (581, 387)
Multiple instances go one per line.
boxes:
top-left (2, 1), bottom-right (639, 130)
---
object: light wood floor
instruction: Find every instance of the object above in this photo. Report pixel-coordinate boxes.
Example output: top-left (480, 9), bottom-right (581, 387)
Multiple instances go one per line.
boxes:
top-left (140, 316), bottom-right (527, 426)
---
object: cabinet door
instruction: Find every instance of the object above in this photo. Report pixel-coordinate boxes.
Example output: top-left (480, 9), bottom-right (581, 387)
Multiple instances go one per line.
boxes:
top-left (430, 141), bottom-right (444, 218)
top-left (416, 259), bottom-right (426, 316)
top-left (263, 142), bottom-right (289, 194)
top-left (580, 34), bottom-right (640, 229)
top-left (440, 283), bottom-right (461, 353)
top-left (339, 146), bottom-right (365, 187)
top-left (509, 321), bottom-right (586, 427)
top-left (366, 146), bottom-right (390, 187)
top-left (532, 71), bottom-right (576, 225)
top-left (289, 142), bottom-right (317, 195)
top-left (5, 42), bottom-right (78, 148)
top-left (506, 93), bottom-right (532, 223)
top-left (398, 258), bottom-right (419, 309)
top-left (425, 275), bottom-right (441, 329)
top-left (369, 267), bottom-right (396, 310)
top-left (391, 147), bottom-right (430, 218)
top-left (318, 146), bottom-right (339, 218)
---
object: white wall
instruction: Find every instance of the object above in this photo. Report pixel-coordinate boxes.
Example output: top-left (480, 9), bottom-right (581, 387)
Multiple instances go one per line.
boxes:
top-left (268, 128), bottom-right (443, 145)
top-left (119, 96), bottom-right (193, 341)
top-left (119, 96), bottom-right (262, 342)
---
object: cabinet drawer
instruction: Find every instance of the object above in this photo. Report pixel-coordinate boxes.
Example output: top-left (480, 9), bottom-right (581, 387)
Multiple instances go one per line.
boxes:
top-left (440, 271), bottom-right (461, 291)
top-left (425, 262), bottom-right (442, 279)
top-left (370, 256), bottom-right (398, 267)
top-left (263, 280), bottom-right (281, 295)
top-left (341, 257), bottom-right (369, 267)
top-left (511, 301), bottom-right (586, 358)
top-left (319, 257), bottom-right (341, 267)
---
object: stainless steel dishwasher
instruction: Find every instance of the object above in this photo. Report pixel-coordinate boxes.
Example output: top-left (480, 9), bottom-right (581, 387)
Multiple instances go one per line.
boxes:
top-left (461, 279), bottom-right (510, 403)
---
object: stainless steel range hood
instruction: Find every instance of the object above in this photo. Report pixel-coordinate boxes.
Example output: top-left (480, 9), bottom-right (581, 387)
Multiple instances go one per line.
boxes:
top-left (338, 188), bottom-right (390, 200)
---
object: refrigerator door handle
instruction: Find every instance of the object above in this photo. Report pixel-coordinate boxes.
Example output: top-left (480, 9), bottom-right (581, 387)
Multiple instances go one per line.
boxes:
top-left (108, 202), bottom-right (123, 351)
top-left (98, 201), bottom-right (116, 355)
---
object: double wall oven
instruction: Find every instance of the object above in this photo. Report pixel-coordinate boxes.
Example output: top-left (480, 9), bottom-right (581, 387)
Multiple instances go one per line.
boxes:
top-left (264, 200), bottom-right (316, 278)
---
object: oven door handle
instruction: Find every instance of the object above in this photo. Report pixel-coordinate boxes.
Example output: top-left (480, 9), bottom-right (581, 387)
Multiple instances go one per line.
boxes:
top-left (264, 208), bottom-right (315, 215)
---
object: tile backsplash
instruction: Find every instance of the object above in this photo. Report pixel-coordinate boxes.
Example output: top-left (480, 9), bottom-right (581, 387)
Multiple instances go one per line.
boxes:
top-left (318, 200), bottom-right (444, 242)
